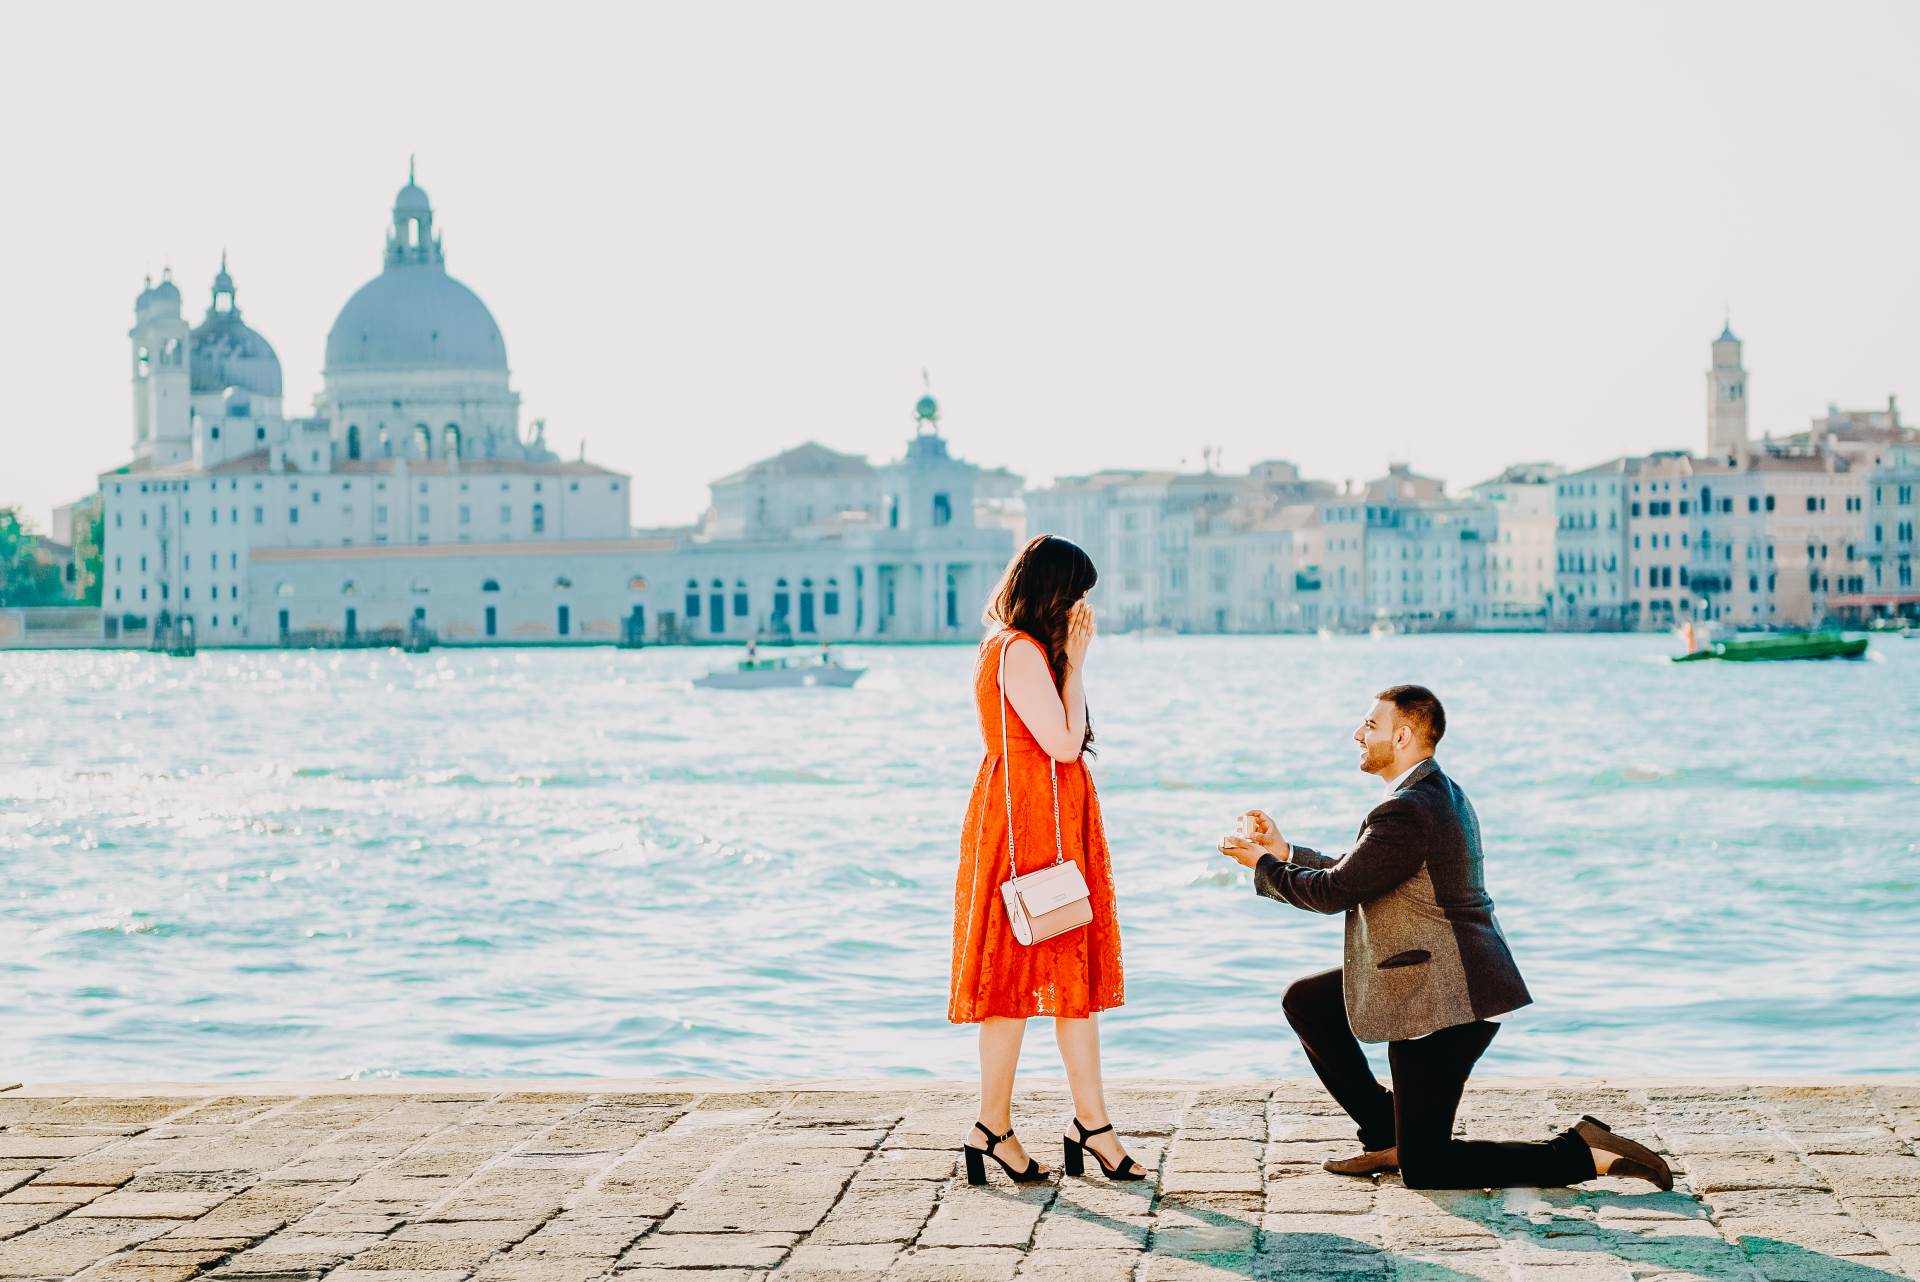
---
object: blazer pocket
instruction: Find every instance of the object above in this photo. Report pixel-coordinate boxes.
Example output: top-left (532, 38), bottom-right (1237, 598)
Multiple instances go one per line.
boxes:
top-left (1378, 949), bottom-right (1432, 970)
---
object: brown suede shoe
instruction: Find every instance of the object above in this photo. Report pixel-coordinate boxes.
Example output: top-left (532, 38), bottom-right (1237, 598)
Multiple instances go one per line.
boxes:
top-left (1573, 1115), bottom-right (1672, 1191)
top-left (1322, 1146), bottom-right (1398, 1177)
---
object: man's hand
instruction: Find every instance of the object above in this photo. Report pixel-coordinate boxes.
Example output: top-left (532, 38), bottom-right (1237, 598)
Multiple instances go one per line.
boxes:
top-left (1217, 834), bottom-right (1268, 869)
top-left (1240, 809), bottom-right (1288, 858)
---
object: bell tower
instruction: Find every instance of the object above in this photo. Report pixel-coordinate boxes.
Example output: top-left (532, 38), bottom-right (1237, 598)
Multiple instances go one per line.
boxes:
top-left (130, 268), bottom-right (191, 467)
top-left (1707, 318), bottom-right (1749, 464)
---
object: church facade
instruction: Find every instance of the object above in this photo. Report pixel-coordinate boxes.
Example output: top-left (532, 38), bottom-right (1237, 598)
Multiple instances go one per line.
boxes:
top-left (98, 173), bottom-right (1010, 646)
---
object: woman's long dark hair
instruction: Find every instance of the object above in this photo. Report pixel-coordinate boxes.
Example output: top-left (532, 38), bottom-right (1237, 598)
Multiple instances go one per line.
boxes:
top-left (983, 533), bottom-right (1097, 755)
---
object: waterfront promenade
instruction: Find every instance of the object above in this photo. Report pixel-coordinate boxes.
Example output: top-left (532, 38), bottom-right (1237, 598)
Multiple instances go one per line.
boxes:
top-left (0, 1079), bottom-right (1915, 1281)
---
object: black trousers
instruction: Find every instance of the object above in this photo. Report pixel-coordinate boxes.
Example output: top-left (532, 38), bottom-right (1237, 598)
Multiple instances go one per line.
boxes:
top-left (1282, 967), bottom-right (1595, 1189)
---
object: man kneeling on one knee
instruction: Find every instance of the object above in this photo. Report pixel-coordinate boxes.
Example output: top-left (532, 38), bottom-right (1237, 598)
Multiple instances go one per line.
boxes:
top-left (1217, 684), bottom-right (1671, 1191)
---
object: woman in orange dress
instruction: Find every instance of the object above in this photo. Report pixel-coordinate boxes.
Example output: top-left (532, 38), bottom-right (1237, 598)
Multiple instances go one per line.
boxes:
top-left (951, 534), bottom-right (1141, 1185)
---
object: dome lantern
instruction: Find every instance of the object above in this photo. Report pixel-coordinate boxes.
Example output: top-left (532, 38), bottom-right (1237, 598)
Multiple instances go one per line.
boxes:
top-left (386, 157), bottom-right (443, 269)
top-left (210, 249), bottom-right (237, 315)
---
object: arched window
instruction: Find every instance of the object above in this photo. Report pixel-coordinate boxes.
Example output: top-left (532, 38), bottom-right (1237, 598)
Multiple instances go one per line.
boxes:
top-left (773, 577), bottom-right (791, 625)
top-left (413, 423), bottom-right (432, 458)
top-left (410, 576), bottom-right (431, 594)
top-left (346, 425), bottom-right (361, 461)
top-left (554, 575), bottom-right (573, 590)
top-left (275, 581), bottom-right (293, 598)
top-left (482, 579), bottom-right (500, 593)
top-left (823, 576), bottom-right (841, 617)
top-left (684, 578), bottom-right (701, 623)
top-left (732, 579), bottom-right (749, 617)
top-left (444, 424), bottom-right (462, 459)
top-left (379, 425), bottom-right (392, 457)
top-left (341, 580), bottom-right (357, 596)
top-left (627, 575), bottom-right (648, 591)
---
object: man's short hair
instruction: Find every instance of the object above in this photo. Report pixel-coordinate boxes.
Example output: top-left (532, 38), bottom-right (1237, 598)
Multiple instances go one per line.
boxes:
top-left (1376, 684), bottom-right (1445, 747)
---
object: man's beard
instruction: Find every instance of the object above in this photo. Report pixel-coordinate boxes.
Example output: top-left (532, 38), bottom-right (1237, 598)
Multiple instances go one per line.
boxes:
top-left (1359, 739), bottom-right (1395, 775)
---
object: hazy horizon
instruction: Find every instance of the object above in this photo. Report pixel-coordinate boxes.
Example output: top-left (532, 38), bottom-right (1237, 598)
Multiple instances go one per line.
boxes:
top-left (5, 0), bottom-right (1918, 533)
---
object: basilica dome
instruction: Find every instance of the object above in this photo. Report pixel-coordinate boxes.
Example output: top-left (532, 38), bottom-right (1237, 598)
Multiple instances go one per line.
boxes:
top-left (323, 176), bottom-right (507, 374)
top-left (190, 257), bottom-right (283, 397)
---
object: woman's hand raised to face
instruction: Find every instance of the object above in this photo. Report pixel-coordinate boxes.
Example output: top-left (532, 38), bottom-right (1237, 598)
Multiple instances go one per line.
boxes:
top-left (1066, 599), bottom-right (1096, 671)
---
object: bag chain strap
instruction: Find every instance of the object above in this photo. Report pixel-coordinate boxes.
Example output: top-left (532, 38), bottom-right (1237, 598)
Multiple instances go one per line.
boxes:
top-left (998, 632), bottom-right (1065, 885)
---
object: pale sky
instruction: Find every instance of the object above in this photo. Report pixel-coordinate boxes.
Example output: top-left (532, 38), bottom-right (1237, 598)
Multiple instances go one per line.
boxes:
top-left (4, 1), bottom-right (1918, 534)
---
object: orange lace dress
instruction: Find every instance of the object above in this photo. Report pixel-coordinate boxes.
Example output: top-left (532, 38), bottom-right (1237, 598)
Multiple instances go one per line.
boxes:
top-left (949, 627), bottom-right (1124, 1022)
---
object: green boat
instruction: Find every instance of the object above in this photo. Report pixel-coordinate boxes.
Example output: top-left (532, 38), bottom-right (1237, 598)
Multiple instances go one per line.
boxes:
top-left (1672, 629), bottom-right (1869, 663)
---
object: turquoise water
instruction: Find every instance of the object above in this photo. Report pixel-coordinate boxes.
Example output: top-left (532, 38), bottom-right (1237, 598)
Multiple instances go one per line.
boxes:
top-left (2, 636), bottom-right (1916, 1082)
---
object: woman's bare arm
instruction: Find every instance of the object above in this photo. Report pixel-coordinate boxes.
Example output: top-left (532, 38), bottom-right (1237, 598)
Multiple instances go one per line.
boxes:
top-left (1002, 640), bottom-right (1086, 762)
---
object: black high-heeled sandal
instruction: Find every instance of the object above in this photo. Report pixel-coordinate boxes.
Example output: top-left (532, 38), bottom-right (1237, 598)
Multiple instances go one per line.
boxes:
top-left (963, 1121), bottom-right (1052, 1185)
top-left (1062, 1117), bottom-right (1147, 1181)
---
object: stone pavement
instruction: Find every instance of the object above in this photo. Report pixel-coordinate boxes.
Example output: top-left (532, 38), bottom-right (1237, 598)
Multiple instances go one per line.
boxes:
top-left (1, 1079), bottom-right (1917, 1282)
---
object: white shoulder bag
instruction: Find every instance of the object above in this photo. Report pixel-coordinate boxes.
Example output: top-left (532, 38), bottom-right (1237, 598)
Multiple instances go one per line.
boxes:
top-left (996, 633), bottom-right (1093, 946)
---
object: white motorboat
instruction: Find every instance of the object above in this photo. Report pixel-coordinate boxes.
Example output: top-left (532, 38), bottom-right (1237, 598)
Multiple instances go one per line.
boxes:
top-left (692, 654), bottom-right (866, 690)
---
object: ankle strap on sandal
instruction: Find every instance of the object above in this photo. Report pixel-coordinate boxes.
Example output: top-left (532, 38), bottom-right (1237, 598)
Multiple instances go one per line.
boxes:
top-left (972, 1121), bottom-right (1013, 1151)
top-left (1072, 1119), bottom-right (1114, 1140)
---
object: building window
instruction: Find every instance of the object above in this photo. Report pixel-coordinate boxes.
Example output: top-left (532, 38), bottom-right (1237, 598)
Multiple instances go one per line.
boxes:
top-left (289, 507), bottom-right (299, 524)
top-left (418, 504), bottom-right (429, 524)
top-left (482, 578), bottom-right (500, 592)
top-left (733, 581), bottom-right (749, 616)
top-left (823, 577), bottom-right (840, 616)
top-left (685, 579), bottom-right (701, 621)
top-left (933, 493), bottom-right (952, 526)
top-left (532, 503), bottom-right (545, 533)
top-left (459, 505), bottom-right (471, 525)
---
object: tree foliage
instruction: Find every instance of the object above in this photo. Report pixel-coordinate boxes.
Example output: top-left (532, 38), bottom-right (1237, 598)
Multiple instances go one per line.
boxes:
top-left (0, 507), bottom-right (69, 607)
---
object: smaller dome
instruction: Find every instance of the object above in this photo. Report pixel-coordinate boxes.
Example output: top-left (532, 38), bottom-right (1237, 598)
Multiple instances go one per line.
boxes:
top-left (395, 182), bottom-right (431, 214)
top-left (192, 311), bottom-right (282, 397)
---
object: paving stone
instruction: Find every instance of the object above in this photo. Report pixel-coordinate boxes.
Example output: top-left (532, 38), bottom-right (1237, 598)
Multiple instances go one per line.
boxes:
top-left (1012, 1247), bottom-right (1141, 1281)
top-left (619, 1230), bottom-right (797, 1269)
top-left (772, 1241), bottom-right (904, 1280)
top-left (345, 1220), bottom-right (543, 1271)
top-left (1684, 1153), bottom-right (1831, 1192)
top-left (472, 1261), bottom-right (613, 1282)
top-left (70, 1189), bottom-right (235, 1219)
top-left (1149, 1205), bottom-right (1257, 1254)
top-left (1031, 1211), bottom-right (1151, 1250)
top-left (885, 1246), bottom-right (1024, 1280)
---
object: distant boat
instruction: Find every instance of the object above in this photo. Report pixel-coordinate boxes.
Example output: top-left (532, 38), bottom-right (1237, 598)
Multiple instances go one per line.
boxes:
top-left (693, 653), bottom-right (866, 689)
top-left (1368, 620), bottom-right (1398, 641)
top-left (1672, 629), bottom-right (1868, 663)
